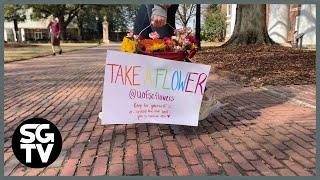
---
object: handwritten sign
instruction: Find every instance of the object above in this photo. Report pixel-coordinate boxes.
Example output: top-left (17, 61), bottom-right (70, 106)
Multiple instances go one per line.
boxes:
top-left (101, 50), bottom-right (211, 126)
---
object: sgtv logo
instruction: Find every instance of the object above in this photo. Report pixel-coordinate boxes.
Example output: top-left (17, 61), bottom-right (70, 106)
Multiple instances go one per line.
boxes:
top-left (12, 118), bottom-right (62, 168)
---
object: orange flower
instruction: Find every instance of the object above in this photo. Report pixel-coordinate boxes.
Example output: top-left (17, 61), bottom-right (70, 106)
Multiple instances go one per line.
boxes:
top-left (138, 39), bottom-right (166, 52)
top-left (147, 41), bottom-right (165, 51)
top-left (138, 39), bottom-right (154, 48)
top-left (165, 39), bottom-right (174, 49)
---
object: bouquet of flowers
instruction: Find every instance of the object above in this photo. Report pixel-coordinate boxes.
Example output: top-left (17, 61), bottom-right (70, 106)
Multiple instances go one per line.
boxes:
top-left (121, 27), bottom-right (197, 61)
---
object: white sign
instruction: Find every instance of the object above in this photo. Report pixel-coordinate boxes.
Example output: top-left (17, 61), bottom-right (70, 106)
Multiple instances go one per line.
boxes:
top-left (101, 51), bottom-right (211, 126)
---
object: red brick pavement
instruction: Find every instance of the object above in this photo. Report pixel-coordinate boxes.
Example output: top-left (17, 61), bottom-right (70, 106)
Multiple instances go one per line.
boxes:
top-left (3, 46), bottom-right (316, 176)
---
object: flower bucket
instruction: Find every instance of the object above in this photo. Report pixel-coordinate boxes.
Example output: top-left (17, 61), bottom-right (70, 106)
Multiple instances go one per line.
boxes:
top-left (121, 24), bottom-right (197, 61)
top-left (139, 49), bottom-right (196, 61)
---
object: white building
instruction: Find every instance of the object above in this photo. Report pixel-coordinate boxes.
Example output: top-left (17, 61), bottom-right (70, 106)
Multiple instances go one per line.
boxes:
top-left (4, 8), bottom-right (79, 42)
top-left (223, 4), bottom-right (316, 48)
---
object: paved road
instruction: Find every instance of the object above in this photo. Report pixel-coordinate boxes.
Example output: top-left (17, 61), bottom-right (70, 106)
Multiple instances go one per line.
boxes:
top-left (4, 46), bottom-right (316, 176)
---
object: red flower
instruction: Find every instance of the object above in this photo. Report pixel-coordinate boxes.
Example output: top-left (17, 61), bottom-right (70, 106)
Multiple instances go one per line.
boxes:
top-left (186, 35), bottom-right (196, 43)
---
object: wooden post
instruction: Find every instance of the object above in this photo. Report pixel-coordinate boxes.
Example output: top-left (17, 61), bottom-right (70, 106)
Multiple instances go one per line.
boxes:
top-left (196, 4), bottom-right (201, 49)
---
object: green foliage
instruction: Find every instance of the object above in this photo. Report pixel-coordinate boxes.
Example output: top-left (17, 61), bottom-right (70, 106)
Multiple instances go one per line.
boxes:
top-left (207, 4), bottom-right (221, 12)
top-left (102, 5), bottom-right (139, 32)
top-left (76, 5), bottom-right (97, 29)
top-left (6, 4), bottom-right (138, 40)
top-left (26, 4), bottom-right (138, 32)
top-left (4, 4), bottom-right (26, 22)
top-left (26, 4), bottom-right (83, 20)
top-left (201, 8), bottom-right (226, 42)
top-left (75, 4), bottom-right (138, 40)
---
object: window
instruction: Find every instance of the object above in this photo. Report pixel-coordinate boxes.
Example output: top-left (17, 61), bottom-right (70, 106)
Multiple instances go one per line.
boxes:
top-left (5, 29), bottom-right (15, 42)
top-left (34, 32), bottom-right (43, 40)
top-left (227, 4), bottom-right (232, 16)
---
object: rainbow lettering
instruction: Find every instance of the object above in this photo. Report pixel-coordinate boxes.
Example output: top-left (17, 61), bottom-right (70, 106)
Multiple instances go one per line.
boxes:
top-left (106, 64), bottom-right (208, 95)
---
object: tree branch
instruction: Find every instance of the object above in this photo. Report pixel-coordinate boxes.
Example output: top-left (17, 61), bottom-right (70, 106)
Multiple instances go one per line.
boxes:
top-left (65, 5), bottom-right (83, 27)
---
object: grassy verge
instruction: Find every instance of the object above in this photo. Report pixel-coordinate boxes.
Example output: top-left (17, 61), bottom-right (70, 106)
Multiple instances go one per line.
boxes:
top-left (4, 43), bottom-right (99, 63)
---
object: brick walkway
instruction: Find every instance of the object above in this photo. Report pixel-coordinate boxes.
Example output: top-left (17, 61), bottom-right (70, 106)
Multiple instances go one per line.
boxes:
top-left (4, 46), bottom-right (316, 176)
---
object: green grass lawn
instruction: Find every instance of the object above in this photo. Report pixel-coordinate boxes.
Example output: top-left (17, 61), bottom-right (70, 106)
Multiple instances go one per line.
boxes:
top-left (4, 43), bottom-right (99, 63)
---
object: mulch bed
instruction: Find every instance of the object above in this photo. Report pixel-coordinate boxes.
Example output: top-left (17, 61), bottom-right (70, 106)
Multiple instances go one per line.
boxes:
top-left (193, 45), bottom-right (316, 86)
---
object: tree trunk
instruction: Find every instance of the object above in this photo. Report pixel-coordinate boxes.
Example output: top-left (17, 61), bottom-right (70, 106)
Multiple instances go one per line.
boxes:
top-left (58, 16), bottom-right (67, 40)
top-left (224, 4), bottom-right (274, 46)
top-left (78, 21), bottom-right (83, 41)
top-left (13, 19), bottom-right (19, 42)
top-left (195, 4), bottom-right (201, 49)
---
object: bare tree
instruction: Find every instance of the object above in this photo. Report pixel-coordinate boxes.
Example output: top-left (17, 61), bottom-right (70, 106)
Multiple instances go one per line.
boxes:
top-left (176, 4), bottom-right (196, 28)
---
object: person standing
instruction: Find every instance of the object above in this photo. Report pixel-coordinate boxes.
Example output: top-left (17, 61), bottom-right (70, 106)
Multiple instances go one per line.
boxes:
top-left (47, 15), bottom-right (62, 56)
top-left (133, 5), bottom-right (179, 38)
top-left (133, 4), bottom-right (223, 121)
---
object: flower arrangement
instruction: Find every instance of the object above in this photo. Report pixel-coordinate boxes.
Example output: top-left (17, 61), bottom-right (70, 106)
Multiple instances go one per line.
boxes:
top-left (120, 27), bottom-right (197, 61)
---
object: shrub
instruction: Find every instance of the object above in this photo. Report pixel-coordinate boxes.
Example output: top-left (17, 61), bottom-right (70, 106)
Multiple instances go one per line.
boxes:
top-left (201, 9), bottom-right (226, 42)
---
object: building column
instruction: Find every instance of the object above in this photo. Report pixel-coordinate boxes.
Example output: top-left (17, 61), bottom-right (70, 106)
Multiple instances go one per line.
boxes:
top-left (103, 21), bottom-right (109, 44)
top-left (13, 27), bottom-right (18, 42)
top-left (268, 4), bottom-right (289, 44)
top-left (224, 4), bottom-right (237, 39)
top-left (20, 28), bottom-right (25, 42)
top-left (4, 29), bottom-right (8, 42)
top-left (298, 4), bottom-right (316, 48)
top-left (230, 4), bottom-right (237, 37)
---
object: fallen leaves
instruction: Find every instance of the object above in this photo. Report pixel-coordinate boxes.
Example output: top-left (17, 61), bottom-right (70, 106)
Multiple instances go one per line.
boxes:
top-left (193, 45), bottom-right (316, 86)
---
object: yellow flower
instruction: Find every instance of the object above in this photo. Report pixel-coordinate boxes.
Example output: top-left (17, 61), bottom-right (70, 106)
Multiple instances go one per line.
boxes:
top-left (121, 37), bottom-right (136, 53)
top-left (146, 41), bottom-right (165, 52)
top-left (191, 43), bottom-right (197, 50)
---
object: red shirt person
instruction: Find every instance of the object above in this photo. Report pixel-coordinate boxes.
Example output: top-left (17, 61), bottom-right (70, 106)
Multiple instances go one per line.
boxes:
top-left (47, 15), bottom-right (62, 55)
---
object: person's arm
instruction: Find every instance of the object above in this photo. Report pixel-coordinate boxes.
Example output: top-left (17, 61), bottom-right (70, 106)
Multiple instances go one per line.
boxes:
top-left (151, 4), bottom-right (171, 27)
top-left (47, 21), bottom-right (52, 30)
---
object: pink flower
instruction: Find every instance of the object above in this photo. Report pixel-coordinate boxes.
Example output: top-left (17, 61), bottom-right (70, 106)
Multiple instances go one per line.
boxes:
top-left (149, 32), bottom-right (160, 39)
top-left (174, 28), bottom-right (185, 35)
top-left (171, 36), bottom-right (177, 40)
top-left (179, 34), bottom-right (186, 43)
top-left (183, 39), bottom-right (191, 44)
top-left (134, 34), bottom-right (141, 40)
top-left (126, 32), bottom-right (133, 38)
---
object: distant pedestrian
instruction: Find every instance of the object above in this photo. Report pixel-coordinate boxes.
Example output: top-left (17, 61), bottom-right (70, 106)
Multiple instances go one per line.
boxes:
top-left (47, 15), bottom-right (62, 56)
